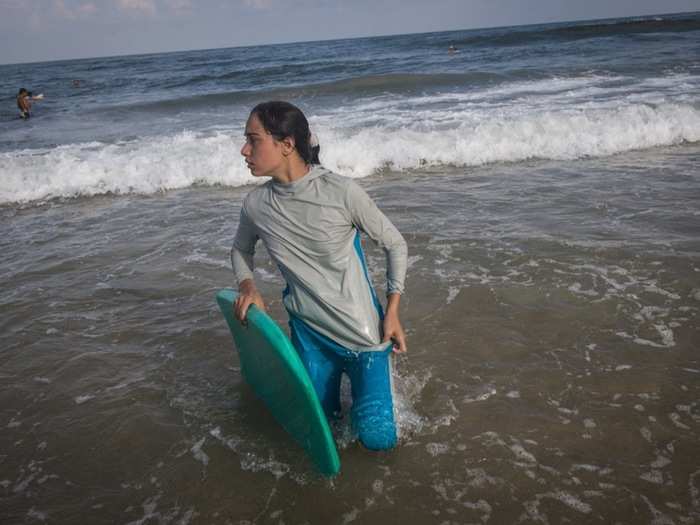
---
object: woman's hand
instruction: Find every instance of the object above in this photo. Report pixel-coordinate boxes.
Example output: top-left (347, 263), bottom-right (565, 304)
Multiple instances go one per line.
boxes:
top-left (382, 293), bottom-right (407, 353)
top-left (234, 279), bottom-right (266, 325)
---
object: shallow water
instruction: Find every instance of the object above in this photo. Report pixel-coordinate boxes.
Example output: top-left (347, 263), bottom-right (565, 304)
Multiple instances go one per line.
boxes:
top-left (2, 141), bottom-right (699, 523)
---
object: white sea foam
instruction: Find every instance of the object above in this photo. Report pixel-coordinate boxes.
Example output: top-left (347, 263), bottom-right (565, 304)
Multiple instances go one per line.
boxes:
top-left (569, 282), bottom-right (599, 297)
top-left (191, 437), bottom-right (209, 466)
top-left (548, 491), bottom-right (593, 513)
top-left (209, 426), bottom-right (295, 481)
top-left (318, 100), bottom-right (700, 178)
top-left (340, 507), bottom-right (360, 524)
top-left (74, 394), bottom-right (95, 405)
top-left (510, 443), bottom-right (537, 464)
top-left (426, 442), bottom-right (450, 456)
top-left (571, 464), bottom-right (599, 473)
top-left (26, 508), bottom-right (48, 522)
top-left (583, 418), bottom-right (596, 429)
top-left (651, 455), bottom-right (672, 469)
top-left (669, 413), bottom-right (691, 430)
top-left (2, 94), bottom-right (699, 205)
top-left (520, 491), bottom-right (592, 522)
top-left (639, 470), bottom-right (664, 485)
top-left (464, 387), bottom-right (497, 403)
top-left (406, 255), bottom-right (423, 269)
top-left (183, 249), bottom-right (229, 268)
top-left (446, 286), bottom-right (461, 304)
top-left (0, 131), bottom-right (255, 205)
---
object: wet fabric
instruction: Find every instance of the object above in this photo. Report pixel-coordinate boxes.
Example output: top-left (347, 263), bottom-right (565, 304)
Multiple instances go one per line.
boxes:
top-left (289, 315), bottom-right (397, 451)
top-left (231, 165), bottom-right (407, 351)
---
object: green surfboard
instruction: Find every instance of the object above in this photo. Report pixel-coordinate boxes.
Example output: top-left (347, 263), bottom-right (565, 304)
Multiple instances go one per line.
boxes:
top-left (216, 289), bottom-right (341, 477)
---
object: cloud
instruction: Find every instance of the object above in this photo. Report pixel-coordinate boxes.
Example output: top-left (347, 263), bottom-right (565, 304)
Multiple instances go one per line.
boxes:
top-left (243, 0), bottom-right (273, 10)
top-left (117, 0), bottom-right (157, 16)
top-left (164, 0), bottom-right (193, 15)
top-left (1, 0), bottom-right (26, 9)
top-left (52, 0), bottom-right (98, 19)
top-left (77, 2), bottom-right (98, 15)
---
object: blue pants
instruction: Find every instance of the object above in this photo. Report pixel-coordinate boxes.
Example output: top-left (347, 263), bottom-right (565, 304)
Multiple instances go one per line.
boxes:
top-left (289, 317), bottom-right (397, 450)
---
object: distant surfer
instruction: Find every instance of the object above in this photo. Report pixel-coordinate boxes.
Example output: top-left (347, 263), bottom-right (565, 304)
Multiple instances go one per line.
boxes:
top-left (231, 101), bottom-right (408, 450)
top-left (448, 45), bottom-right (457, 55)
top-left (16, 88), bottom-right (44, 119)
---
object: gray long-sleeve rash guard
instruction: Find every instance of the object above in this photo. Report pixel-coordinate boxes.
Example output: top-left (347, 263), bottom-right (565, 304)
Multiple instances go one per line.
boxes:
top-left (231, 165), bottom-right (407, 352)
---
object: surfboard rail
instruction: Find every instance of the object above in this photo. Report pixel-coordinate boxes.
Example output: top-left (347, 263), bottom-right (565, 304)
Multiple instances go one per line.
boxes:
top-left (216, 289), bottom-right (341, 477)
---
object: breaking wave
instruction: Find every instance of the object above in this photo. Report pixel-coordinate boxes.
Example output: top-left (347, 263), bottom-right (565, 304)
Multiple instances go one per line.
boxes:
top-left (2, 98), bottom-right (698, 205)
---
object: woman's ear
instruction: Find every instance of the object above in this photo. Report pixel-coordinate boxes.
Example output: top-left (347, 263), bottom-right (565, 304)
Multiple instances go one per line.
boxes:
top-left (280, 136), bottom-right (296, 156)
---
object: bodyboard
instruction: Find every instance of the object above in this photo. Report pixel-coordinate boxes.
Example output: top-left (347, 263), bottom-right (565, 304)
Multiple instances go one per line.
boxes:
top-left (216, 289), bottom-right (340, 477)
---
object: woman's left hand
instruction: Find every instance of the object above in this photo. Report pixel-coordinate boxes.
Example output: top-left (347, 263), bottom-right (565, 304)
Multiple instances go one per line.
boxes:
top-left (382, 310), bottom-right (407, 353)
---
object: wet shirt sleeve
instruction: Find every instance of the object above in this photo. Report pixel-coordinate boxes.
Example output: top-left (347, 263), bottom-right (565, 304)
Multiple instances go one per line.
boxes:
top-left (345, 180), bottom-right (408, 295)
top-left (230, 205), bottom-right (257, 284)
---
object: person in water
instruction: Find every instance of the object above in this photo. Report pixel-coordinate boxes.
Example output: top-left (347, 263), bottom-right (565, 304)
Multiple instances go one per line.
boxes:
top-left (231, 101), bottom-right (408, 450)
top-left (16, 88), bottom-right (43, 119)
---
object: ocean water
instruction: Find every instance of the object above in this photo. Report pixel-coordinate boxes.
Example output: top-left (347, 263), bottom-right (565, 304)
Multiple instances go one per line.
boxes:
top-left (1, 12), bottom-right (700, 525)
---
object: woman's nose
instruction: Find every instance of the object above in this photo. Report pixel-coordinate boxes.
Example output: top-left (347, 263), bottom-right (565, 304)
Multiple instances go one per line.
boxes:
top-left (240, 143), bottom-right (250, 157)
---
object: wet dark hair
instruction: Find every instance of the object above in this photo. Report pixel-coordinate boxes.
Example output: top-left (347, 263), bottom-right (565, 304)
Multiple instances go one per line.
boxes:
top-left (18, 88), bottom-right (28, 95)
top-left (250, 101), bottom-right (320, 165)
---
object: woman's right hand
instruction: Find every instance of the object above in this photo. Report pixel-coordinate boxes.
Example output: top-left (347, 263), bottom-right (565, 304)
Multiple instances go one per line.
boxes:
top-left (234, 279), bottom-right (266, 324)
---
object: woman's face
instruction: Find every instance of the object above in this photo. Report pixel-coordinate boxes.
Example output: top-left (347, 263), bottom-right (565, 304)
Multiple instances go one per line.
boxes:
top-left (240, 114), bottom-right (285, 178)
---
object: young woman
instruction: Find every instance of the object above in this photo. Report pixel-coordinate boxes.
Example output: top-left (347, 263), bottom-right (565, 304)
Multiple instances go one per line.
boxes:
top-left (231, 101), bottom-right (408, 450)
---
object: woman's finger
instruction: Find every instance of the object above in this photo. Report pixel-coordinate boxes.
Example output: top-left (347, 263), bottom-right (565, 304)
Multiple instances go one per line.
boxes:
top-left (234, 296), bottom-right (250, 324)
top-left (392, 330), bottom-right (407, 354)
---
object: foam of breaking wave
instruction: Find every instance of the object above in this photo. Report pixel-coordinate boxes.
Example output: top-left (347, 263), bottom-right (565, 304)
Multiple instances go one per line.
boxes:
top-left (0, 130), bottom-right (256, 205)
top-left (1, 98), bottom-right (699, 205)
top-left (318, 101), bottom-right (700, 177)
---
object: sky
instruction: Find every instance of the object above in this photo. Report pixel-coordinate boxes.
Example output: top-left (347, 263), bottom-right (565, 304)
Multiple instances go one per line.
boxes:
top-left (0, 0), bottom-right (698, 64)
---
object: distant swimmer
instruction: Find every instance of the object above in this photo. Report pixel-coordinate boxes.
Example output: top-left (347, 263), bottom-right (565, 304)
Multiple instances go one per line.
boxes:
top-left (448, 45), bottom-right (458, 55)
top-left (72, 79), bottom-right (81, 87)
top-left (16, 88), bottom-right (44, 119)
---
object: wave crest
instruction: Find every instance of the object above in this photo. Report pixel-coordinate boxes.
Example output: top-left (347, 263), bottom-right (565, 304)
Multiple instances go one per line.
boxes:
top-left (1, 101), bottom-right (698, 205)
top-left (0, 131), bottom-right (255, 205)
top-left (321, 101), bottom-right (700, 176)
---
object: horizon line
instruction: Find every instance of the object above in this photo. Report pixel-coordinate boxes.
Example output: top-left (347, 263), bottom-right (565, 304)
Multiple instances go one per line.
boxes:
top-left (1, 9), bottom-right (697, 67)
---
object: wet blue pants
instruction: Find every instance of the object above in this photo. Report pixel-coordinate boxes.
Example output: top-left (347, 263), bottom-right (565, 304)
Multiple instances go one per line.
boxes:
top-left (289, 316), bottom-right (397, 450)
